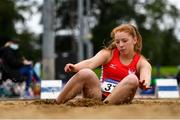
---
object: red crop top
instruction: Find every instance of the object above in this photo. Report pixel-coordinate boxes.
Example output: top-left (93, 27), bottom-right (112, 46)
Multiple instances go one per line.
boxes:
top-left (101, 48), bottom-right (140, 82)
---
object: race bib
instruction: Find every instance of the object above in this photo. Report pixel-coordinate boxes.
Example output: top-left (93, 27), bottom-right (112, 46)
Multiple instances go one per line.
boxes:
top-left (101, 79), bottom-right (119, 93)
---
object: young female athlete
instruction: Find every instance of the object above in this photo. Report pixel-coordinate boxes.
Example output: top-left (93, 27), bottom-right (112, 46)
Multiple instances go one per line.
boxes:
top-left (56, 24), bottom-right (152, 104)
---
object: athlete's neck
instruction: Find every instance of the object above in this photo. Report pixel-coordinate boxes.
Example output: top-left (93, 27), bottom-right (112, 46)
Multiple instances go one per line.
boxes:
top-left (120, 51), bottom-right (135, 60)
top-left (119, 51), bottom-right (135, 65)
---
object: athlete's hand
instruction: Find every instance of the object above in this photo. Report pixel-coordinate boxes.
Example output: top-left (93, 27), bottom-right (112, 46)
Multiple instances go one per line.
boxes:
top-left (64, 63), bottom-right (76, 73)
top-left (139, 80), bottom-right (152, 90)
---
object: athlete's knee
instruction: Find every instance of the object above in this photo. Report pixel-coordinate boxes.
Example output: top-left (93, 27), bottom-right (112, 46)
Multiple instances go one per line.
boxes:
top-left (77, 68), bottom-right (95, 78)
top-left (125, 74), bottom-right (139, 87)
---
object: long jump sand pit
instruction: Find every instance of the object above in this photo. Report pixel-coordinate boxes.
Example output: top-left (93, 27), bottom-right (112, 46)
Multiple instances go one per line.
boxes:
top-left (0, 98), bottom-right (180, 119)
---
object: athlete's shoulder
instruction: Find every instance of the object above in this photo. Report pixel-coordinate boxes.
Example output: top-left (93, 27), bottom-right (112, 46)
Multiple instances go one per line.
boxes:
top-left (99, 48), bottom-right (113, 56)
top-left (138, 55), bottom-right (151, 67)
top-left (98, 48), bottom-right (114, 64)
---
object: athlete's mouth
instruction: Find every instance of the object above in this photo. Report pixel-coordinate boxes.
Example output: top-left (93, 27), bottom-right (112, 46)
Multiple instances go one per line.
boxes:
top-left (120, 49), bottom-right (125, 52)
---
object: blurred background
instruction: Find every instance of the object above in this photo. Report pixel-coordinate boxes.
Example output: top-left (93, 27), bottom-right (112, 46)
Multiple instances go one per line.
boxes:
top-left (1, 0), bottom-right (180, 98)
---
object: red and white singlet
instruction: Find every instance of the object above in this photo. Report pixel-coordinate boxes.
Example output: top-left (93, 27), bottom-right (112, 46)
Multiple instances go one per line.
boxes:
top-left (100, 48), bottom-right (140, 96)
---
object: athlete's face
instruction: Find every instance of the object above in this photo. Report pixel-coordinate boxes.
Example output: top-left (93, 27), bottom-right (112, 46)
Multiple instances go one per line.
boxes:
top-left (114, 31), bottom-right (137, 55)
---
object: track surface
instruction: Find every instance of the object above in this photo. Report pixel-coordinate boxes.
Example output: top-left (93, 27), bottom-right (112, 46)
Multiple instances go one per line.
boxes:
top-left (0, 98), bottom-right (180, 119)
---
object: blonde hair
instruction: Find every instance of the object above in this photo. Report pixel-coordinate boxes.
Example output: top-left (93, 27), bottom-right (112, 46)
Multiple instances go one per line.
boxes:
top-left (105, 24), bottom-right (142, 54)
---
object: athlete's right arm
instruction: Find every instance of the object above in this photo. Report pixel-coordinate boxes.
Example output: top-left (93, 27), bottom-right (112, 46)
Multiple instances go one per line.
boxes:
top-left (64, 49), bottom-right (111, 73)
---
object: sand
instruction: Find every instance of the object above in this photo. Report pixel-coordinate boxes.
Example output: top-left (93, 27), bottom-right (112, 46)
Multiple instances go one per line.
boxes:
top-left (0, 98), bottom-right (180, 119)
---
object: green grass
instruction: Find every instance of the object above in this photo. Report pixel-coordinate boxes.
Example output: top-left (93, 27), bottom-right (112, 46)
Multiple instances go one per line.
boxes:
top-left (94, 68), bottom-right (102, 79)
top-left (152, 66), bottom-right (178, 77)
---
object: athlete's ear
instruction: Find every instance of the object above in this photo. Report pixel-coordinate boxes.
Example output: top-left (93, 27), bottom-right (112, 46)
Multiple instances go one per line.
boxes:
top-left (133, 37), bottom-right (137, 44)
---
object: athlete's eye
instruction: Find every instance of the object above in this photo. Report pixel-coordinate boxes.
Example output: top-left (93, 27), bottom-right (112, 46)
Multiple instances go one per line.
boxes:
top-left (121, 38), bottom-right (128, 43)
top-left (115, 41), bottom-right (119, 44)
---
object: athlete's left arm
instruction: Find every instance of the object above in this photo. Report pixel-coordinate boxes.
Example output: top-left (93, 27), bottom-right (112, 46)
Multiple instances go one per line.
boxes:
top-left (138, 56), bottom-right (152, 89)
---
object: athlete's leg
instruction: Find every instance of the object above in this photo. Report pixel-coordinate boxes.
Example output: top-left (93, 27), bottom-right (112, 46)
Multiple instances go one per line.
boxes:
top-left (103, 74), bottom-right (139, 104)
top-left (56, 68), bottom-right (102, 104)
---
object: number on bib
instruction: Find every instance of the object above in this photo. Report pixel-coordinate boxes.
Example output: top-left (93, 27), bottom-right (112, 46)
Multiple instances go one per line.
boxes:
top-left (101, 79), bottom-right (119, 93)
